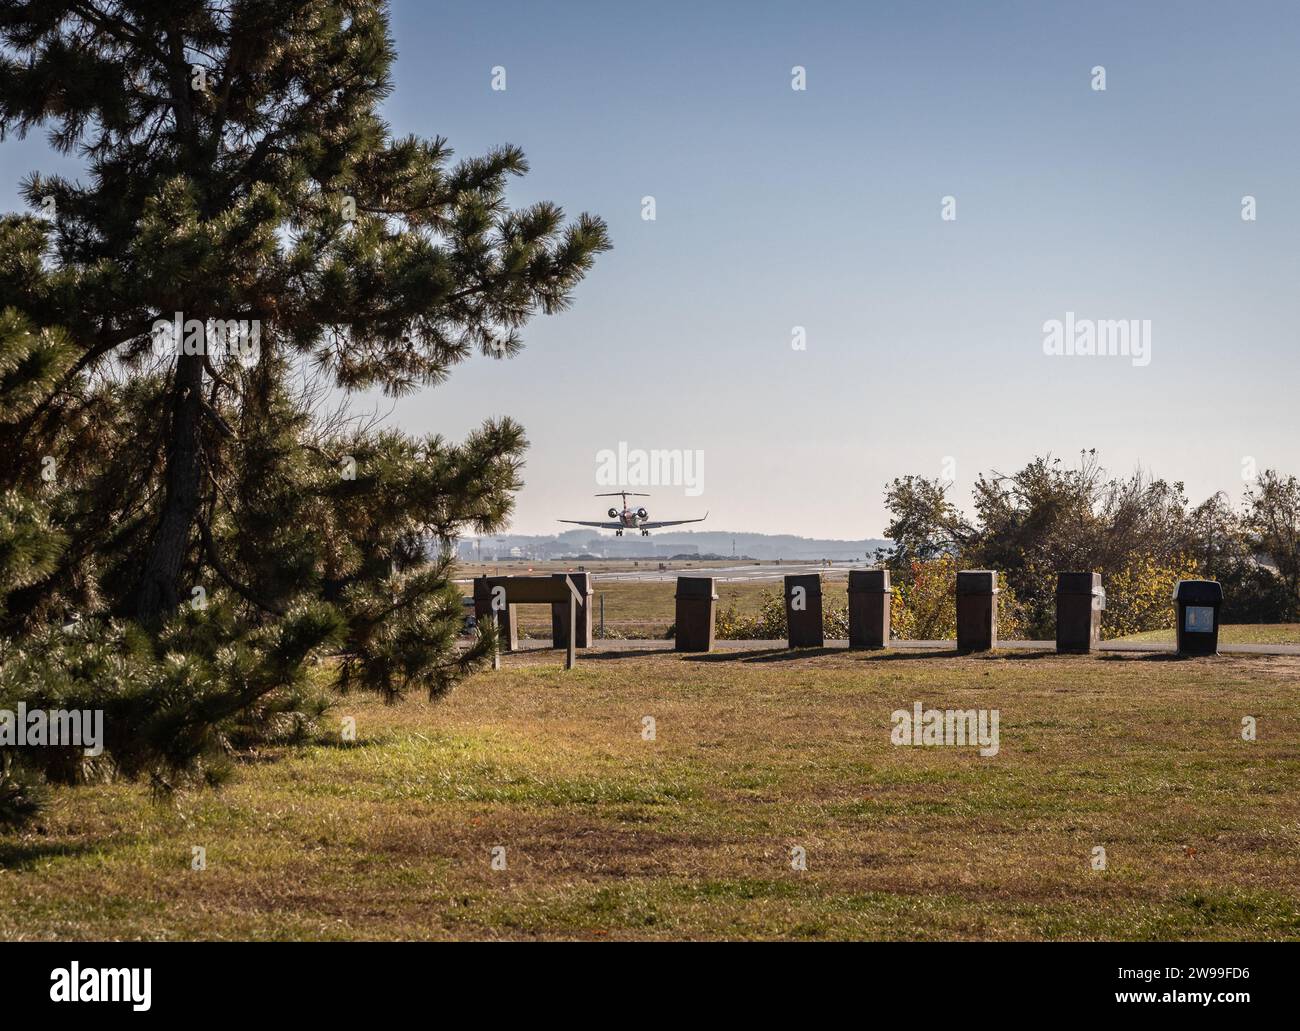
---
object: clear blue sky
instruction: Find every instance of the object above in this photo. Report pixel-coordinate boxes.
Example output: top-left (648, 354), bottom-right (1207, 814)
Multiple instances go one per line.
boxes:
top-left (3, 1), bottom-right (1298, 538)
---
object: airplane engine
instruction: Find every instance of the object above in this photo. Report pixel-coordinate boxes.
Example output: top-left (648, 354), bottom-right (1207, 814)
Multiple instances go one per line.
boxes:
top-left (636, 507), bottom-right (649, 520)
top-left (607, 507), bottom-right (619, 518)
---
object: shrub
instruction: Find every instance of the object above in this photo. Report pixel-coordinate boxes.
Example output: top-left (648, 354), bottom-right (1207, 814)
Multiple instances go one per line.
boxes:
top-left (0, 595), bottom-right (343, 828)
top-left (716, 588), bottom-right (849, 641)
top-left (1104, 555), bottom-right (1201, 637)
top-left (891, 556), bottom-right (1026, 641)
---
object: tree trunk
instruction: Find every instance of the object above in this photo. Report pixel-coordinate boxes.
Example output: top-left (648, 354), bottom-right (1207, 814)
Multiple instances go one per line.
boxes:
top-left (135, 352), bottom-right (205, 622)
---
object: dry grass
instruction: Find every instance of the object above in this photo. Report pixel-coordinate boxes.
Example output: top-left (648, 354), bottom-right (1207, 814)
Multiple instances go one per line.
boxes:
top-left (2, 647), bottom-right (1299, 940)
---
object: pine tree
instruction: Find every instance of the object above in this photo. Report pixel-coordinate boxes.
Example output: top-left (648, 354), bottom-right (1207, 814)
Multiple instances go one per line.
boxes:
top-left (3, 0), bottom-right (607, 619)
top-left (0, 305), bottom-right (73, 617)
top-left (0, 1), bottom-right (609, 825)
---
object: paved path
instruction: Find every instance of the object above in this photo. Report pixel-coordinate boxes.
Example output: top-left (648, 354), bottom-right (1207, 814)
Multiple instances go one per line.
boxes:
top-left (509, 638), bottom-right (1300, 656)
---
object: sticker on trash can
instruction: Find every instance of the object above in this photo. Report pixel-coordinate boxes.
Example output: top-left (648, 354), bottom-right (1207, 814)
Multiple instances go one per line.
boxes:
top-left (1184, 606), bottom-right (1215, 632)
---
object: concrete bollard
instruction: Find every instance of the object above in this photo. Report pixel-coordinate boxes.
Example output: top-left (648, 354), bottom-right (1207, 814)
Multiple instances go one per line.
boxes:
top-left (551, 572), bottom-right (593, 648)
top-left (1174, 579), bottom-right (1223, 656)
top-left (473, 576), bottom-right (518, 651)
top-left (955, 570), bottom-right (998, 652)
top-left (674, 576), bottom-right (717, 652)
top-left (1056, 572), bottom-right (1105, 653)
top-left (848, 569), bottom-right (891, 649)
top-left (784, 573), bottom-right (824, 648)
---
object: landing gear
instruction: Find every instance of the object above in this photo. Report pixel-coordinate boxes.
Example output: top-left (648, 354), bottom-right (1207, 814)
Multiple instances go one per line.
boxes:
top-left (641, 529), bottom-right (650, 536)
top-left (615, 530), bottom-right (623, 536)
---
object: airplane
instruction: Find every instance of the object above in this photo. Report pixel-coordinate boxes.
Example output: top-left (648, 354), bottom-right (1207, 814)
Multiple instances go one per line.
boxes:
top-left (559, 492), bottom-right (708, 536)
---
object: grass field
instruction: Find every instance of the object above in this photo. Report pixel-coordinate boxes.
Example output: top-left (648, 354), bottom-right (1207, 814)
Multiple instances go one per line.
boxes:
top-left (3, 647), bottom-right (1298, 940)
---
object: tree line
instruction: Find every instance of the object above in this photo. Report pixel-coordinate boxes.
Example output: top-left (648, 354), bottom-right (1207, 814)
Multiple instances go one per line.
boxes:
top-left (879, 451), bottom-right (1300, 638)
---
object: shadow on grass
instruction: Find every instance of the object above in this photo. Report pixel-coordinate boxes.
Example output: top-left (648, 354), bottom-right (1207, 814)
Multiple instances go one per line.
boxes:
top-left (536, 646), bottom-right (674, 662)
top-left (312, 735), bottom-right (390, 750)
top-left (566, 645), bottom-right (1068, 663)
top-left (827, 648), bottom-right (1190, 664)
top-left (956, 650), bottom-right (1061, 662)
top-left (522, 644), bottom-right (1194, 665)
top-left (1097, 652), bottom-right (1189, 662)
top-left (855, 649), bottom-right (991, 661)
top-left (517, 644), bottom-right (851, 664)
top-left (0, 838), bottom-right (98, 870)
top-left (684, 647), bottom-right (843, 663)
top-left (683, 646), bottom-right (1074, 663)
top-left (821, 648), bottom-right (1071, 662)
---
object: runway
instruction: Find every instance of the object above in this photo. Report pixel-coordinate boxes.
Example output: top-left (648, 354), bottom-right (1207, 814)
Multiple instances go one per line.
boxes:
top-left (591, 562), bottom-right (857, 583)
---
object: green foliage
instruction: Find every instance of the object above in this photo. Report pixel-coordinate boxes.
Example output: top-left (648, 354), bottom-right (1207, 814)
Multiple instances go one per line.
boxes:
top-left (0, 593), bottom-right (343, 826)
top-left (1104, 555), bottom-right (1201, 638)
top-left (1243, 472), bottom-right (1300, 619)
top-left (880, 452), bottom-right (1297, 636)
top-left (0, 489), bottom-right (64, 618)
top-left (881, 476), bottom-right (972, 565)
top-left (0, 308), bottom-right (76, 620)
top-left (0, 2), bottom-right (608, 827)
top-left (891, 556), bottom-right (957, 640)
top-left (0, 765), bottom-right (45, 829)
top-left (891, 556), bottom-right (1026, 641)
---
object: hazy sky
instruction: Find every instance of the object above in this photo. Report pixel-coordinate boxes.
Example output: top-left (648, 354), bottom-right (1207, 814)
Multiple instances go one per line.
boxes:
top-left (3, 1), bottom-right (1298, 538)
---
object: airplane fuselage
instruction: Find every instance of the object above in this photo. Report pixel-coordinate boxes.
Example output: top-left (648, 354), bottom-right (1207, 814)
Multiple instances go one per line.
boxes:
top-left (558, 492), bottom-right (704, 536)
top-left (608, 503), bottom-right (650, 533)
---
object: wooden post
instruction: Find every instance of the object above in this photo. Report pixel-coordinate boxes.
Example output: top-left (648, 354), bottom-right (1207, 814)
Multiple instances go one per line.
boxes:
top-left (566, 593), bottom-right (576, 670)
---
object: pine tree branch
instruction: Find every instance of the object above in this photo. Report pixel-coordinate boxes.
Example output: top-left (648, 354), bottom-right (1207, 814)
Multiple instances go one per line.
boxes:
top-left (198, 515), bottom-right (284, 617)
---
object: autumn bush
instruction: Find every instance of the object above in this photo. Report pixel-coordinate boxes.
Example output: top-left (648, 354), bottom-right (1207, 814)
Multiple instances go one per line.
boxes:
top-left (1104, 554), bottom-right (1201, 637)
top-left (878, 452), bottom-right (1300, 636)
top-left (715, 588), bottom-right (849, 641)
top-left (891, 556), bottom-right (1026, 640)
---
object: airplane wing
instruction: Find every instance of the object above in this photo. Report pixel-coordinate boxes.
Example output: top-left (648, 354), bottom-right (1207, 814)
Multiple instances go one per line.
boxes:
top-left (638, 513), bottom-right (709, 530)
top-left (557, 520), bottom-right (625, 529)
